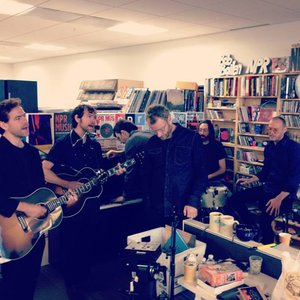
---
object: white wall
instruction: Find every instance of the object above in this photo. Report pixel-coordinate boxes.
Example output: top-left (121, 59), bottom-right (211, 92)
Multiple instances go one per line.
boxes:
top-left (0, 64), bottom-right (13, 79)
top-left (12, 21), bottom-right (300, 110)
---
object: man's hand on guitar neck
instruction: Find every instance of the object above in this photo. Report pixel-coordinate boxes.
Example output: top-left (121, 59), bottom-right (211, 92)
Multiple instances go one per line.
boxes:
top-left (65, 189), bottom-right (78, 207)
top-left (65, 180), bottom-right (83, 190)
top-left (17, 202), bottom-right (47, 218)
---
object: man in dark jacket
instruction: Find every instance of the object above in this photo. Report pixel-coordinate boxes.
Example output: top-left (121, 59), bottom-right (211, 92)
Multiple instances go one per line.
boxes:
top-left (143, 104), bottom-right (207, 228)
top-left (227, 116), bottom-right (300, 243)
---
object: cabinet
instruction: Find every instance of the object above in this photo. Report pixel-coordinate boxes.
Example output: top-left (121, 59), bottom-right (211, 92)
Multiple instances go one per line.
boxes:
top-left (0, 80), bottom-right (38, 113)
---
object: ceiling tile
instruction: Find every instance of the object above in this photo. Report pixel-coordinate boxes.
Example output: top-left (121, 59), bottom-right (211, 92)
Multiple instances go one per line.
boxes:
top-left (37, 0), bottom-right (111, 15)
top-left (121, 0), bottom-right (194, 17)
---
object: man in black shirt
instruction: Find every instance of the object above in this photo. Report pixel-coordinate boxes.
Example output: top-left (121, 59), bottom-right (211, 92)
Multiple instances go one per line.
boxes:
top-left (198, 120), bottom-right (226, 183)
top-left (42, 104), bottom-right (119, 299)
top-left (227, 116), bottom-right (300, 243)
top-left (0, 99), bottom-right (51, 300)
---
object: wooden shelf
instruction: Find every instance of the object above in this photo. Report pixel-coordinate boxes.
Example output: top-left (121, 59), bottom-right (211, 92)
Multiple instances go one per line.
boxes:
top-left (237, 133), bottom-right (269, 138)
top-left (236, 145), bottom-right (264, 151)
top-left (236, 159), bottom-right (264, 166)
top-left (206, 107), bottom-right (236, 110)
top-left (205, 72), bottom-right (299, 190)
top-left (209, 119), bottom-right (235, 122)
top-left (222, 142), bottom-right (235, 147)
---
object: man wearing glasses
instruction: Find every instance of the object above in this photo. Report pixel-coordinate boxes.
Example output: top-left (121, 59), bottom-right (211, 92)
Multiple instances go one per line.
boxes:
top-left (226, 116), bottom-right (300, 243)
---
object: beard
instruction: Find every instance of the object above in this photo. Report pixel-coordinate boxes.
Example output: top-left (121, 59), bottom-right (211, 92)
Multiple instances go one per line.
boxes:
top-left (200, 135), bottom-right (209, 142)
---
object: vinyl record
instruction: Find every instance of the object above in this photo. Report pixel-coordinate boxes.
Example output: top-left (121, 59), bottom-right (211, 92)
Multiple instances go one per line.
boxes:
top-left (100, 123), bottom-right (113, 138)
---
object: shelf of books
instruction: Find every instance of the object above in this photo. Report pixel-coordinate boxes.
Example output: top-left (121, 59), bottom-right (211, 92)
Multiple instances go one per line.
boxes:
top-left (205, 76), bottom-right (238, 189)
top-left (277, 72), bottom-right (300, 143)
top-left (205, 74), bottom-right (282, 191)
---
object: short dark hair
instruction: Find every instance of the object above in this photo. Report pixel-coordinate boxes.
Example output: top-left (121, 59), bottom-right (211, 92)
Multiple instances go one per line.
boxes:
top-left (113, 119), bottom-right (138, 137)
top-left (273, 116), bottom-right (286, 127)
top-left (146, 104), bottom-right (170, 125)
top-left (71, 104), bottom-right (96, 128)
top-left (0, 98), bottom-right (22, 134)
top-left (0, 98), bottom-right (22, 123)
top-left (199, 120), bottom-right (215, 142)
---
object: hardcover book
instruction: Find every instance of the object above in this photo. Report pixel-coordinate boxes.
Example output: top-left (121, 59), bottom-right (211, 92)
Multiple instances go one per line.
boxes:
top-left (257, 107), bottom-right (275, 122)
top-left (271, 56), bottom-right (290, 73)
top-left (237, 286), bottom-right (267, 300)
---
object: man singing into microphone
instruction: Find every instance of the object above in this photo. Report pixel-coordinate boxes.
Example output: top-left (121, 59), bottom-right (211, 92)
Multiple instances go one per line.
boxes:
top-left (42, 104), bottom-right (114, 299)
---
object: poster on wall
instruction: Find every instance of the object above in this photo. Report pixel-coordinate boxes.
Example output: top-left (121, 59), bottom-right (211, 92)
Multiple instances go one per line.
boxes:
top-left (54, 111), bottom-right (72, 141)
top-left (27, 113), bottom-right (54, 152)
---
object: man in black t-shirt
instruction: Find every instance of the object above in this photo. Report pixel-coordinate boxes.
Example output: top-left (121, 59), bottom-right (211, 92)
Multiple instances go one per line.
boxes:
top-left (198, 120), bottom-right (226, 184)
top-left (0, 99), bottom-right (76, 300)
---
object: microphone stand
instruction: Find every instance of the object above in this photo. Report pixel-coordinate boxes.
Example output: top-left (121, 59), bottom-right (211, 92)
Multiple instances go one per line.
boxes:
top-left (168, 206), bottom-right (179, 300)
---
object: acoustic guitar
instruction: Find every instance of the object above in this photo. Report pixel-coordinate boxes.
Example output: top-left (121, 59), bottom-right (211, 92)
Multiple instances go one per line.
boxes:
top-left (0, 157), bottom-right (138, 260)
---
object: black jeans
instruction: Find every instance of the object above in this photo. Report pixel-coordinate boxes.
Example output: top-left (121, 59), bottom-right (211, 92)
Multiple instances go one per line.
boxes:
top-left (1, 236), bottom-right (45, 300)
top-left (226, 186), bottom-right (293, 244)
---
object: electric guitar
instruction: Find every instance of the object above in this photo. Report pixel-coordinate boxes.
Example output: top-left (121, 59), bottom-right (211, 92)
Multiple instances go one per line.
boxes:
top-left (0, 156), bottom-right (140, 260)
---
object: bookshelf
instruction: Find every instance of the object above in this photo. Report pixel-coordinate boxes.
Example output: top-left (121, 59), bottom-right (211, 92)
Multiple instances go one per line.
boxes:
top-left (205, 72), bottom-right (300, 191)
top-left (277, 72), bottom-right (300, 143)
top-left (205, 76), bottom-right (238, 190)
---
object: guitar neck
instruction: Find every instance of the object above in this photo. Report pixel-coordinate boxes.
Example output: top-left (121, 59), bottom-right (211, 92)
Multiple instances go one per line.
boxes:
top-left (106, 159), bottom-right (135, 178)
top-left (47, 157), bottom-right (137, 211)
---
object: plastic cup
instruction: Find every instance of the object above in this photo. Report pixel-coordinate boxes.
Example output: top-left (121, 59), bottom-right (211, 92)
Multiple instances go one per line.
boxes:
top-left (249, 255), bottom-right (263, 275)
top-left (279, 232), bottom-right (292, 246)
top-left (184, 261), bottom-right (197, 283)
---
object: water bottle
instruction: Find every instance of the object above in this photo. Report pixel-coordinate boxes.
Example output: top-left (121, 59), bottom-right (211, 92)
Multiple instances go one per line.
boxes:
top-left (206, 254), bottom-right (216, 265)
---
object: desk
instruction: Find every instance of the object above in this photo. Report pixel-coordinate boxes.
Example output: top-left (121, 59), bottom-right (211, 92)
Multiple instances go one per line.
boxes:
top-left (183, 219), bottom-right (299, 279)
top-left (178, 272), bottom-right (277, 300)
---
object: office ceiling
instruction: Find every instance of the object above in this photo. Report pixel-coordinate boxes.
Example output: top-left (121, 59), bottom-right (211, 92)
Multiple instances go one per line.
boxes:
top-left (1, 0), bottom-right (300, 63)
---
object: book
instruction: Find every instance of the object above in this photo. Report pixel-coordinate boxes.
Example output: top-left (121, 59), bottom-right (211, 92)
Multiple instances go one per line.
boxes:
top-left (166, 89), bottom-right (185, 112)
top-left (271, 56), bottom-right (290, 73)
top-left (257, 107), bottom-right (275, 122)
top-left (217, 284), bottom-right (248, 299)
top-left (237, 286), bottom-right (267, 300)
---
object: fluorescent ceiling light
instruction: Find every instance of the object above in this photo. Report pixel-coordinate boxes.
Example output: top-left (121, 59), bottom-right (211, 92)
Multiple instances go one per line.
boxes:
top-left (0, 0), bottom-right (34, 15)
top-left (24, 43), bottom-right (66, 51)
top-left (107, 22), bottom-right (167, 36)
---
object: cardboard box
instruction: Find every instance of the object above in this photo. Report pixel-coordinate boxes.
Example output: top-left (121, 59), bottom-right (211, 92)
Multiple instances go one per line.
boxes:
top-left (127, 227), bottom-right (206, 277)
top-left (199, 261), bottom-right (243, 287)
top-left (176, 81), bottom-right (198, 91)
top-left (156, 270), bottom-right (185, 297)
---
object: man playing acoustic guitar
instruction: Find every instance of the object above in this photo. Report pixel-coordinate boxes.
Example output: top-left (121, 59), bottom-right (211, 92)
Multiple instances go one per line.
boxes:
top-left (0, 98), bottom-right (77, 300)
top-left (42, 104), bottom-right (124, 299)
